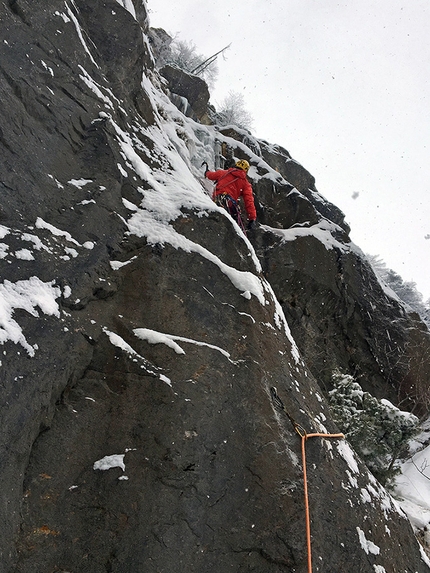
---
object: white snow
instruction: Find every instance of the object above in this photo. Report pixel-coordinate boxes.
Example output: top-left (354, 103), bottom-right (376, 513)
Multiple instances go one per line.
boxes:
top-left (54, 10), bottom-right (71, 23)
top-left (64, 247), bottom-right (78, 258)
top-left (394, 441), bottom-right (430, 530)
top-left (78, 66), bottom-right (114, 109)
top-left (134, 327), bottom-right (236, 362)
top-left (360, 487), bottom-right (372, 504)
top-left (77, 199), bottom-right (96, 206)
top-left (15, 249), bottom-right (35, 261)
top-left (0, 277), bottom-right (61, 356)
top-left (65, 2), bottom-right (99, 68)
top-left (110, 257), bottom-right (137, 270)
top-left (127, 209), bottom-right (267, 305)
top-left (41, 60), bottom-right (54, 76)
top-left (134, 328), bottom-right (186, 355)
top-left (336, 440), bottom-right (360, 474)
top-left (261, 219), bottom-right (356, 254)
top-left (115, 0), bottom-right (136, 19)
top-left (356, 527), bottom-right (380, 555)
top-left (35, 217), bottom-right (80, 245)
top-left (35, 217), bottom-right (94, 251)
top-left (0, 244), bottom-right (9, 259)
top-left (93, 454), bottom-right (125, 472)
top-left (67, 178), bottom-right (93, 189)
top-left (103, 328), bottom-right (172, 386)
top-left (21, 232), bottom-right (50, 251)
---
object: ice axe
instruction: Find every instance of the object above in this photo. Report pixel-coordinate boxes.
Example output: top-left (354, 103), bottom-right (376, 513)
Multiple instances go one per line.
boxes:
top-left (201, 161), bottom-right (209, 174)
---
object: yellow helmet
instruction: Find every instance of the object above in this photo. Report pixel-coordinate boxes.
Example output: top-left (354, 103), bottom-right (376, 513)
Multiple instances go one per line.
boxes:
top-left (235, 159), bottom-right (250, 172)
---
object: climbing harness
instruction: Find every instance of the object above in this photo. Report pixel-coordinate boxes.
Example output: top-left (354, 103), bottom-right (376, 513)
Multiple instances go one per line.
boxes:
top-left (270, 387), bottom-right (344, 573)
top-left (201, 162), bottom-right (251, 233)
top-left (214, 192), bottom-right (246, 234)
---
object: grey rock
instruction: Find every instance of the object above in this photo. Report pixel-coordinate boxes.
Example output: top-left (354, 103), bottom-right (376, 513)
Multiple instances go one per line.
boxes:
top-left (160, 64), bottom-right (211, 123)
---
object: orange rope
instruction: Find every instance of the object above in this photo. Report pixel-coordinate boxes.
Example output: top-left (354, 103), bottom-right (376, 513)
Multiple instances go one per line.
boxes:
top-left (268, 388), bottom-right (344, 573)
top-left (297, 429), bottom-right (345, 573)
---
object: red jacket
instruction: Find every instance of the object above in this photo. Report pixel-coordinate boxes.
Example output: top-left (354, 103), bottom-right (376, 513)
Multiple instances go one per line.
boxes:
top-left (205, 167), bottom-right (257, 221)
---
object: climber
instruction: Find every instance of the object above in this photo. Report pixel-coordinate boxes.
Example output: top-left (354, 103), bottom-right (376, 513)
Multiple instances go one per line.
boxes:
top-left (203, 159), bottom-right (257, 232)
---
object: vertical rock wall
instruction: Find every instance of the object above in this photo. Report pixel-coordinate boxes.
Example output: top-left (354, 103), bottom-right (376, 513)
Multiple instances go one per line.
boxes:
top-left (0, 2), bottom-right (429, 572)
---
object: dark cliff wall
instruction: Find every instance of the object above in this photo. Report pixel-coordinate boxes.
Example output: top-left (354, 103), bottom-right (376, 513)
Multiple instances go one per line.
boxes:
top-left (1, 2), bottom-right (430, 572)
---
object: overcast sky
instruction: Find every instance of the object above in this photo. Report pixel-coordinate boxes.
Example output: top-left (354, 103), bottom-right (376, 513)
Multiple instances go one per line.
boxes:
top-left (148, 0), bottom-right (430, 300)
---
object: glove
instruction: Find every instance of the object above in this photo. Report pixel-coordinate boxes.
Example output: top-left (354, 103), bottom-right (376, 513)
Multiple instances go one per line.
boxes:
top-left (247, 219), bottom-right (257, 231)
top-left (201, 161), bottom-right (209, 175)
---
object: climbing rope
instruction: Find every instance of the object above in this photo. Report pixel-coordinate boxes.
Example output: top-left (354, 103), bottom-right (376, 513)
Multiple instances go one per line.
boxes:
top-left (270, 387), bottom-right (344, 573)
top-left (214, 192), bottom-right (247, 234)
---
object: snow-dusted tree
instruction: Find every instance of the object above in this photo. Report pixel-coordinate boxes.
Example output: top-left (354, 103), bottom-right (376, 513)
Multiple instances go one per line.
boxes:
top-left (424, 303), bottom-right (430, 326)
top-left (161, 38), bottom-right (221, 89)
top-left (215, 91), bottom-right (254, 131)
top-left (367, 254), bottom-right (429, 326)
top-left (328, 371), bottom-right (418, 485)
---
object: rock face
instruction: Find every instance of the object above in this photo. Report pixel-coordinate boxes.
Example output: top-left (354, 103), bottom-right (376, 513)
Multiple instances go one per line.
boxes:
top-left (160, 64), bottom-right (211, 123)
top-left (1, 2), bottom-right (430, 572)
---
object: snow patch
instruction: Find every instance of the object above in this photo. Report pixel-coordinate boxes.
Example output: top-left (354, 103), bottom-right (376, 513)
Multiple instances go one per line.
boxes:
top-left (65, 2), bottom-right (99, 67)
top-left (115, 0), bottom-right (136, 19)
top-left (93, 454), bottom-right (125, 472)
top-left (133, 327), bottom-right (236, 363)
top-left (103, 328), bottom-right (172, 386)
top-left (134, 328), bottom-right (186, 355)
top-left (356, 527), bottom-right (380, 555)
top-left (15, 249), bottom-right (35, 261)
top-left (0, 277), bottom-right (61, 356)
top-left (127, 210), bottom-right (267, 305)
top-left (35, 217), bottom-right (94, 251)
top-left (336, 440), bottom-right (360, 474)
top-left (78, 66), bottom-right (114, 108)
top-left (68, 178), bottom-right (93, 189)
top-left (261, 219), bottom-right (352, 253)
